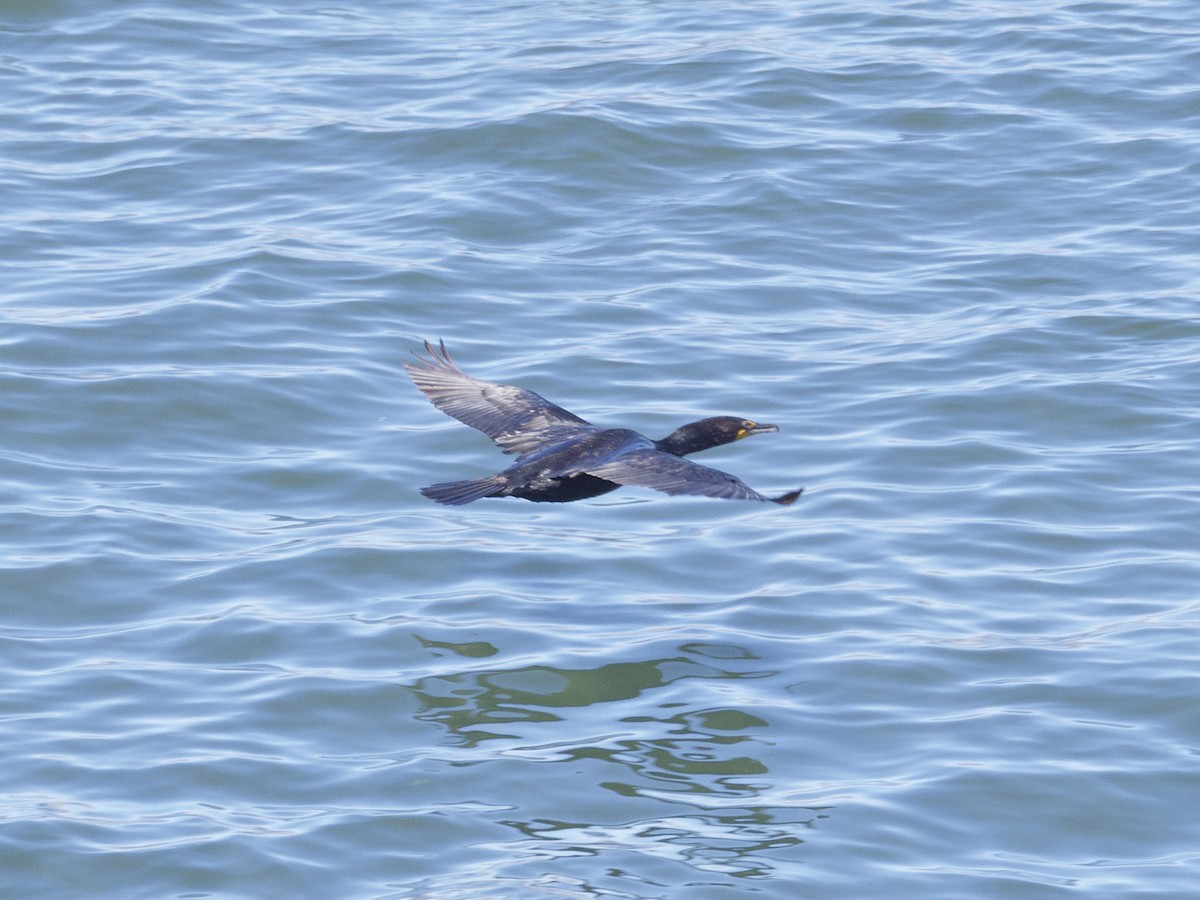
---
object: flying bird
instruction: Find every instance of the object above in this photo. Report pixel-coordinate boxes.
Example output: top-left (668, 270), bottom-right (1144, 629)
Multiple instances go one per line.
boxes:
top-left (404, 339), bottom-right (802, 506)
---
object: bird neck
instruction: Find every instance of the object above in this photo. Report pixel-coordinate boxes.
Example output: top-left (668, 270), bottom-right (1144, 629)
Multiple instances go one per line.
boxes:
top-left (654, 422), bottom-right (724, 457)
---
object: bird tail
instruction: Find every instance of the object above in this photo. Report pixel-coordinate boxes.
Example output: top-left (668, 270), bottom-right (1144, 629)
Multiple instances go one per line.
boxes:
top-left (420, 476), bottom-right (504, 506)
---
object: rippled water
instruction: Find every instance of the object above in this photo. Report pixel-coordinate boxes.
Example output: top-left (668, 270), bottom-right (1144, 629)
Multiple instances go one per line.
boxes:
top-left (3, 1), bottom-right (1200, 897)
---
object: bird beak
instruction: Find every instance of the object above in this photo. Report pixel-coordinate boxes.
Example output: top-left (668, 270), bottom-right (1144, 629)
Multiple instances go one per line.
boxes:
top-left (737, 421), bottom-right (779, 439)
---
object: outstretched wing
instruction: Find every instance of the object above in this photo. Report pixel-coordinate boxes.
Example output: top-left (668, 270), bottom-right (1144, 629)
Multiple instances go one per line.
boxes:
top-left (583, 449), bottom-right (801, 504)
top-left (404, 339), bottom-right (594, 455)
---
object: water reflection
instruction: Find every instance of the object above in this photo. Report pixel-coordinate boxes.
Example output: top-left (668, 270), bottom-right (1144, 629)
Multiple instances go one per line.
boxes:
top-left (498, 810), bottom-right (817, 879)
top-left (403, 636), bottom-right (830, 886)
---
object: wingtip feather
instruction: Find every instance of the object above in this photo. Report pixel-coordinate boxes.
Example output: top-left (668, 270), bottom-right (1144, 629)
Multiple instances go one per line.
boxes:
top-left (771, 488), bottom-right (804, 505)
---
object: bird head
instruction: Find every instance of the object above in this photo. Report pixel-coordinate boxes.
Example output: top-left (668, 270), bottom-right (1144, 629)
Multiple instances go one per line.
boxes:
top-left (656, 416), bottom-right (779, 456)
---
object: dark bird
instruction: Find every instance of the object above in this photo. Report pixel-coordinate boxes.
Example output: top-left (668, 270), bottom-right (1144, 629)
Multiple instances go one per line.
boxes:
top-left (404, 339), bottom-right (802, 506)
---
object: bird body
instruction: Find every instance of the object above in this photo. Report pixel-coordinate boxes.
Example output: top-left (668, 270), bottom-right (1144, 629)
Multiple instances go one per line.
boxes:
top-left (404, 340), bottom-right (801, 506)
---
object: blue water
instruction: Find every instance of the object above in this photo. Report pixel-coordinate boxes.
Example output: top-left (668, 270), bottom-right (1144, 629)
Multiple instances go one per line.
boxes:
top-left (3, 2), bottom-right (1199, 897)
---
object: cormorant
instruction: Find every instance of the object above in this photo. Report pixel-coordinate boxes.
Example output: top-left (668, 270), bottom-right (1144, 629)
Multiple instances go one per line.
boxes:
top-left (404, 340), bottom-right (802, 506)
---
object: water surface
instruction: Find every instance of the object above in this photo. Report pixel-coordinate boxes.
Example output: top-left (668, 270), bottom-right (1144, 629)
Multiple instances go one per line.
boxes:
top-left (3, 2), bottom-right (1199, 897)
